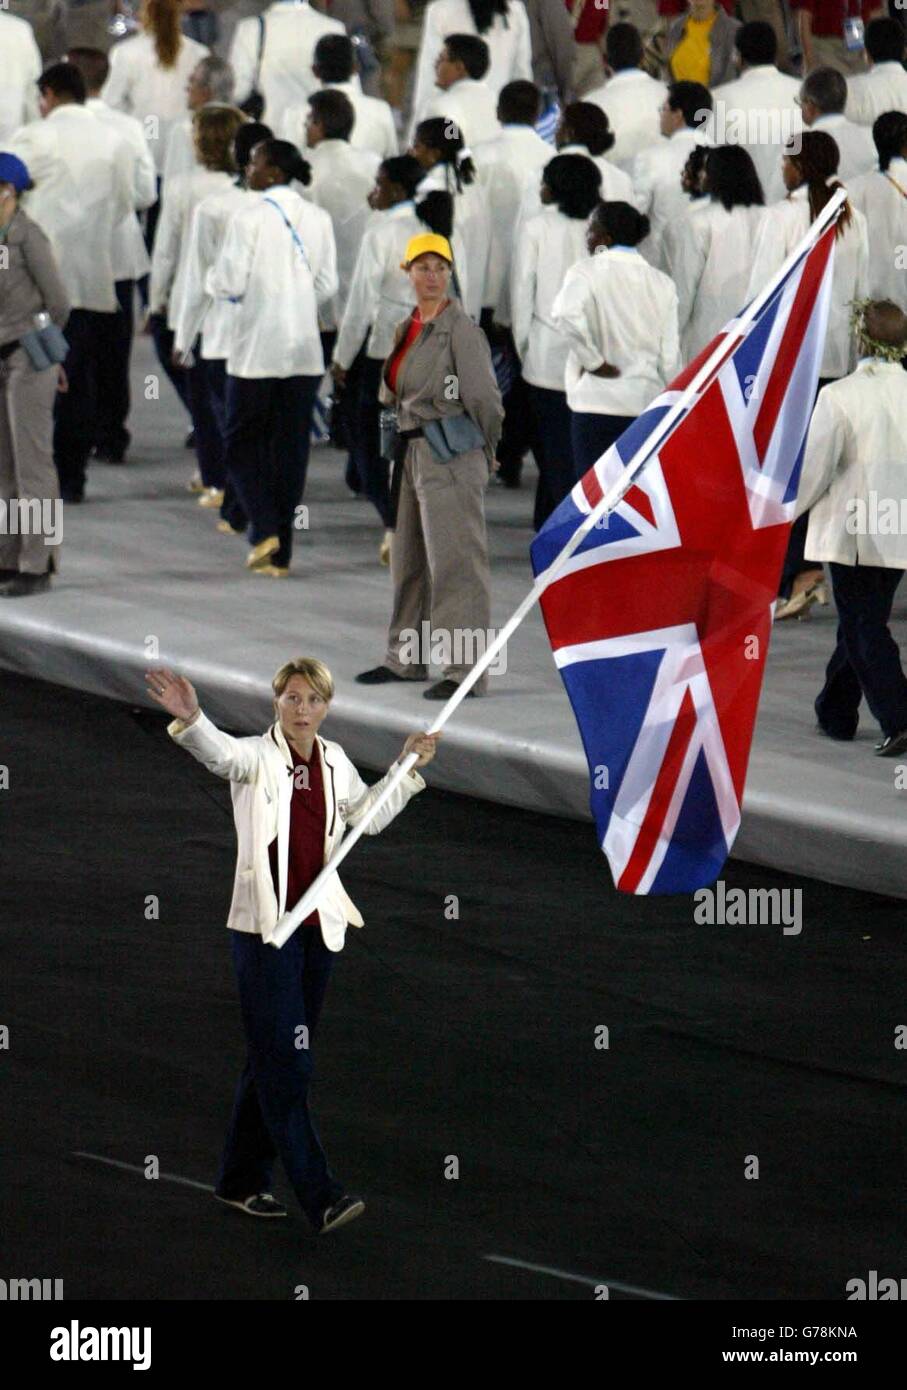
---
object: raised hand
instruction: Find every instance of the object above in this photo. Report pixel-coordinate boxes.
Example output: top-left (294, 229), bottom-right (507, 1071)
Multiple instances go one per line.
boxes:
top-left (145, 668), bottom-right (200, 723)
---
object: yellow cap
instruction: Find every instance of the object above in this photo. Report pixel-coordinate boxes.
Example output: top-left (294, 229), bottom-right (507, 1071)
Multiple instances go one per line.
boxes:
top-left (400, 233), bottom-right (454, 269)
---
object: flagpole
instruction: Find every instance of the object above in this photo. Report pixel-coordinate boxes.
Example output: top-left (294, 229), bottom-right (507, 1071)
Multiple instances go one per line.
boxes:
top-left (267, 187), bottom-right (847, 949)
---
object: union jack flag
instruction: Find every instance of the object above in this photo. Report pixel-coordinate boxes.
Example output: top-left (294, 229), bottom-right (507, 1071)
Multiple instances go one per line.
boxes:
top-left (530, 221), bottom-right (838, 894)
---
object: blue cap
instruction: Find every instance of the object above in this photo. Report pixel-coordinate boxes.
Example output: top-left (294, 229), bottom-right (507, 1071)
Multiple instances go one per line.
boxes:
top-left (0, 152), bottom-right (31, 193)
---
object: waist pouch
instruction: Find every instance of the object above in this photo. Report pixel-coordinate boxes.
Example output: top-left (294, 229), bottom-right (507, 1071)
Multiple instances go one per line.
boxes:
top-left (422, 413), bottom-right (485, 463)
top-left (20, 324), bottom-right (69, 371)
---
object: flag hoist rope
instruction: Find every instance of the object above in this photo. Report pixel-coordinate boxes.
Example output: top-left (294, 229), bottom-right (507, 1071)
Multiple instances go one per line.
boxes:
top-left (268, 187), bottom-right (847, 948)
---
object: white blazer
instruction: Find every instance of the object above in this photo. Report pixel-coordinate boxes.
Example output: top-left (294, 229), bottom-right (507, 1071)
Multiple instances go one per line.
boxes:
top-left (303, 139), bottom-right (381, 328)
top-left (666, 198), bottom-right (767, 362)
top-left (409, 0), bottom-right (532, 142)
top-left (796, 360), bottom-right (907, 570)
top-left (207, 182), bottom-right (338, 378)
top-left (511, 206), bottom-right (589, 391)
top-left (746, 185), bottom-right (869, 380)
top-left (709, 64), bottom-right (802, 204)
top-left (515, 146), bottom-right (632, 244)
top-left (150, 167), bottom-right (236, 328)
top-left (848, 159), bottom-right (907, 312)
top-left (416, 78), bottom-right (502, 149)
top-left (473, 123), bottom-right (554, 321)
top-left (809, 113), bottom-right (877, 185)
top-left (845, 61), bottom-right (907, 127)
top-left (551, 246), bottom-right (680, 416)
top-left (333, 200), bottom-right (469, 367)
top-left (0, 11), bottom-right (41, 142)
top-left (229, 0), bottom-right (345, 133)
top-left (584, 67), bottom-right (668, 172)
top-left (632, 127), bottom-right (709, 270)
top-left (173, 182), bottom-right (252, 359)
top-left (86, 97), bottom-right (157, 283)
top-left (167, 710), bottom-right (425, 951)
top-left (10, 105), bottom-right (134, 312)
top-left (281, 78), bottom-right (399, 160)
top-left (101, 31), bottom-right (210, 174)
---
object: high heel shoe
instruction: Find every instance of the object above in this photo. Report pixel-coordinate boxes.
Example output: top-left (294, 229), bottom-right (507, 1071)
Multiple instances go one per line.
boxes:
top-left (774, 576), bottom-right (828, 622)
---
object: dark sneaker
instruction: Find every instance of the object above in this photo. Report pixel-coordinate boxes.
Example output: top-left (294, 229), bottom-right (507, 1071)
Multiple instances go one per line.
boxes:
top-left (874, 730), bottom-right (907, 758)
top-left (318, 1194), bottom-right (365, 1234)
top-left (423, 678), bottom-right (478, 701)
top-left (215, 1192), bottom-right (288, 1218)
top-left (355, 665), bottom-right (419, 685)
top-left (0, 572), bottom-right (51, 598)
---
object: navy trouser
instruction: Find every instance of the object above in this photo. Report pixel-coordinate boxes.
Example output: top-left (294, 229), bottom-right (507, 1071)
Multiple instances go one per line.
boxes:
top-left (94, 279), bottom-right (135, 460)
top-left (216, 925), bottom-right (345, 1229)
top-left (202, 357), bottom-right (246, 530)
top-left (186, 343), bottom-right (225, 490)
top-left (570, 409), bottom-right (636, 479)
top-left (815, 562), bottom-right (907, 740)
top-left (350, 354), bottom-right (392, 527)
top-left (223, 372), bottom-right (320, 567)
top-left (149, 313), bottom-right (192, 418)
top-left (54, 308), bottom-right (113, 499)
top-left (527, 384), bottom-right (575, 531)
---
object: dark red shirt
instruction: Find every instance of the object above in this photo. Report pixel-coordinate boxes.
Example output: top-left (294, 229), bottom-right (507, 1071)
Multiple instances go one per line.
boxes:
top-left (386, 309), bottom-right (425, 394)
top-left (268, 741), bottom-right (326, 928)
top-left (789, 0), bottom-right (868, 36)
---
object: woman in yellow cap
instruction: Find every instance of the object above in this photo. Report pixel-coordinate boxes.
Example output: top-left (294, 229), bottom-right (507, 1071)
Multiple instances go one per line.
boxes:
top-left (355, 231), bottom-right (504, 700)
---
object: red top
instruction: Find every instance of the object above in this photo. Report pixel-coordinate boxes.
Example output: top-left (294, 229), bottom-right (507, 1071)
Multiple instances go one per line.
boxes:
top-left (268, 740), bottom-right (326, 928)
top-left (386, 309), bottom-right (424, 394)
top-left (567, 0), bottom-right (609, 45)
top-left (789, 0), bottom-right (868, 34)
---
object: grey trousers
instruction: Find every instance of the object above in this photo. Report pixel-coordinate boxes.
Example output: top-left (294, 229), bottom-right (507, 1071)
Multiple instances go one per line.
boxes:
top-left (0, 349), bottom-right (61, 576)
top-left (806, 33), bottom-right (868, 76)
top-left (384, 437), bottom-right (492, 690)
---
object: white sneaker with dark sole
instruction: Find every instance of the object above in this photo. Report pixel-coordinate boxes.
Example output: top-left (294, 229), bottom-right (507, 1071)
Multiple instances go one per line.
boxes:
top-left (215, 1193), bottom-right (288, 1217)
top-left (318, 1195), bottom-right (365, 1234)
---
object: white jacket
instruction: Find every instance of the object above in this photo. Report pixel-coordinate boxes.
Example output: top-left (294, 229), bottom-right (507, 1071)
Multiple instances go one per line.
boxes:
top-left (10, 105), bottom-right (134, 312)
top-left (281, 78), bottom-right (398, 160)
top-left (809, 113), bottom-right (877, 185)
top-left (584, 68), bottom-right (667, 172)
top-left (416, 78), bottom-right (502, 149)
top-left (101, 31), bottom-right (210, 174)
top-left (167, 710), bottom-right (425, 951)
top-left (632, 127), bottom-right (709, 270)
top-left (474, 123), bottom-right (554, 321)
top-left (304, 139), bottom-right (380, 328)
top-left (746, 185), bottom-right (869, 380)
top-left (86, 98), bottom-right (157, 283)
top-left (333, 199), bottom-right (470, 367)
top-left (666, 198), bottom-right (767, 362)
top-left (511, 206), bottom-right (589, 391)
top-left (409, 0), bottom-right (532, 142)
top-left (551, 245), bottom-right (680, 415)
top-left (848, 159), bottom-right (907, 312)
top-left (796, 360), bottom-right (907, 570)
top-left (845, 61), bottom-right (907, 127)
top-left (515, 146), bottom-right (632, 244)
top-left (0, 11), bottom-right (41, 142)
top-left (174, 182), bottom-right (252, 359)
top-left (229, 0), bottom-right (345, 133)
top-left (150, 167), bottom-right (236, 327)
top-left (709, 64), bottom-right (802, 204)
top-left (207, 182), bottom-right (338, 378)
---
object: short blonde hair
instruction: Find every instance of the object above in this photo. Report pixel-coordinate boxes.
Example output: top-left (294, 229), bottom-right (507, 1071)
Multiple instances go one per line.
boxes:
top-left (272, 657), bottom-right (334, 703)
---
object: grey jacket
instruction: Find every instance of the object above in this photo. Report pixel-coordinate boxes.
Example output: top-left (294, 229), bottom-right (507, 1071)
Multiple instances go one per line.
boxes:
top-left (0, 207), bottom-right (70, 348)
top-left (524, 0), bottom-right (576, 100)
top-left (664, 7), bottom-right (741, 89)
top-left (380, 299), bottom-right (504, 462)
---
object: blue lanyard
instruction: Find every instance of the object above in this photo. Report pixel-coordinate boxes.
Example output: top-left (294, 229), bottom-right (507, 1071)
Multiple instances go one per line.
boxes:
top-left (263, 195), bottom-right (312, 274)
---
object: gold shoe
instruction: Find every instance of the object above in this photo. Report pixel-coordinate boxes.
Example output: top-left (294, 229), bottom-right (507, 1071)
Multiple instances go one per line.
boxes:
top-left (252, 564), bottom-right (290, 578)
top-left (198, 488), bottom-right (225, 508)
top-left (246, 535), bottom-right (280, 570)
top-left (774, 576), bottom-right (827, 622)
top-left (379, 530), bottom-right (392, 566)
top-left (187, 473), bottom-right (205, 494)
top-left (216, 520), bottom-right (242, 535)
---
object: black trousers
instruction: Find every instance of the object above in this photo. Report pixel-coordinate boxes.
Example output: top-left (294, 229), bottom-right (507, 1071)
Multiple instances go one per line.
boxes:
top-left (149, 313), bottom-right (192, 418)
top-left (527, 383), bottom-right (575, 531)
top-left (202, 357), bottom-right (246, 530)
top-left (54, 307), bottom-right (116, 499)
top-left (780, 378), bottom-right (835, 597)
top-left (223, 372), bottom-right (321, 567)
top-left (186, 342), bottom-right (225, 490)
top-left (570, 409), bottom-right (636, 479)
top-left (215, 925), bottom-right (344, 1229)
top-left (815, 562), bottom-right (907, 740)
top-left (349, 354), bottom-right (392, 527)
top-left (94, 279), bottom-right (135, 460)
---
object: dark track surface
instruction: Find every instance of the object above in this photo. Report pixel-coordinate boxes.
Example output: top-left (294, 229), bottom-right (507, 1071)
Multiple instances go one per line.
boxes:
top-left (1, 668), bottom-right (904, 1301)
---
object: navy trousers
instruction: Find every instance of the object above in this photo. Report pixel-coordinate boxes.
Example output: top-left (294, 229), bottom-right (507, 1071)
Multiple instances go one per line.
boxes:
top-left (201, 357), bottom-right (246, 530)
top-left (54, 308), bottom-right (113, 500)
top-left (94, 279), bottom-right (135, 460)
top-left (186, 342), bottom-right (226, 490)
top-left (527, 384), bottom-right (575, 531)
top-left (216, 926), bottom-right (345, 1229)
top-left (570, 409), bottom-right (636, 479)
top-left (223, 372), bottom-right (320, 567)
top-left (350, 354), bottom-right (392, 527)
top-left (815, 562), bottom-right (907, 740)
